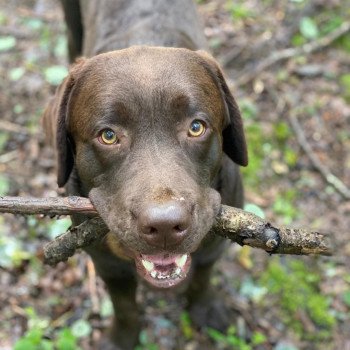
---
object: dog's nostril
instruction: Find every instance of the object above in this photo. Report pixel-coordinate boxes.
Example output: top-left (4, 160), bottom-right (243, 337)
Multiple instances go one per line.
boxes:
top-left (149, 227), bottom-right (157, 234)
top-left (137, 201), bottom-right (191, 248)
top-left (174, 225), bottom-right (183, 232)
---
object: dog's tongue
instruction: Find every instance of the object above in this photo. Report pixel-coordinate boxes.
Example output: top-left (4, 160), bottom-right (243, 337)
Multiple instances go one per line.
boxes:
top-left (135, 253), bottom-right (191, 288)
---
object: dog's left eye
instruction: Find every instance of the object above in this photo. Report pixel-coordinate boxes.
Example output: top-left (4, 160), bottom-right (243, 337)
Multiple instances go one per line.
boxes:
top-left (99, 129), bottom-right (119, 145)
top-left (188, 120), bottom-right (206, 137)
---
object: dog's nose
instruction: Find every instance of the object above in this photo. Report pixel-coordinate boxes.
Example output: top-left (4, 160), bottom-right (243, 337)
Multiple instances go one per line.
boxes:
top-left (138, 201), bottom-right (191, 248)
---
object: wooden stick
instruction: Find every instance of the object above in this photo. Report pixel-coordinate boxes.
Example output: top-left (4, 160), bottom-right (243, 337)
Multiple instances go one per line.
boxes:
top-left (0, 196), bottom-right (97, 216)
top-left (213, 205), bottom-right (332, 256)
top-left (0, 196), bottom-right (334, 265)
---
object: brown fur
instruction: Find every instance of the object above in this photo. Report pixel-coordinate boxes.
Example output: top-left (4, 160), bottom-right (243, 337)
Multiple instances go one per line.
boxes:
top-left (43, 1), bottom-right (248, 349)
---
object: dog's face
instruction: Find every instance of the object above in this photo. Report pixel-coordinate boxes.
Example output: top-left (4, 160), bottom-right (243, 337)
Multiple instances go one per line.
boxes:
top-left (45, 47), bottom-right (247, 288)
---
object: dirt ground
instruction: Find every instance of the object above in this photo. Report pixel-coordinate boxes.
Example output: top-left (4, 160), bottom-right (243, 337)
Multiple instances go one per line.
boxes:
top-left (0, 0), bottom-right (349, 349)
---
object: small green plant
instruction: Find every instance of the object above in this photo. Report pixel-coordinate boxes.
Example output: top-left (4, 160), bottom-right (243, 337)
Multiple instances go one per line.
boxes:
top-left (299, 17), bottom-right (319, 40)
top-left (340, 73), bottom-right (350, 102)
top-left (272, 188), bottom-right (299, 225)
top-left (226, 2), bottom-right (254, 21)
top-left (259, 258), bottom-right (335, 339)
top-left (0, 234), bottom-right (31, 268)
top-left (241, 123), bottom-right (266, 188)
top-left (180, 312), bottom-right (194, 340)
top-left (0, 174), bottom-right (10, 196)
top-left (44, 65), bottom-right (68, 86)
top-left (14, 328), bottom-right (79, 350)
top-left (135, 330), bottom-right (159, 350)
top-left (207, 325), bottom-right (266, 350)
top-left (292, 16), bottom-right (319, 46)
top-left (14, 308), bottom-right (80, 350)
top-left (0, 35), bottom-right (16, 52)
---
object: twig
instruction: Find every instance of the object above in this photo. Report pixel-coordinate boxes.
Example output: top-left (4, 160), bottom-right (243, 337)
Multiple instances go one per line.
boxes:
top-left (87, 258), bottom-right (100, 314)
top-left (236, 21), bottom-right (350, 86)
top-left (0, 196), bottom-right (333, 264)
top-left (213, 205), bottom-right (333, 256)
top-left (0, 196), bottom-right (97, 216)
top-left (0, 120), bottom-right (29, 134)
top-left (43, 217), bottom-right (107, 265)
top-left (0, 26), bottom-right (32, 39)
top-left (269, 89), bottom-right (350, 201)
top-left (288, 111), bottom-right (350, 200)
top-left (0, 150), bottom-right (18, 164)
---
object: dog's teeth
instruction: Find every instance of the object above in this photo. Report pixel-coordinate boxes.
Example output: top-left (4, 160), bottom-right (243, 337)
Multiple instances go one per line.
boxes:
top-left (175, 254), bottom-right (188, 268)
top-left (150, 270), bottom-right (157, 278)
top-left (175, 267), bottom-right (182, 275)
top-left (142, 259), bottom-right (155, 272)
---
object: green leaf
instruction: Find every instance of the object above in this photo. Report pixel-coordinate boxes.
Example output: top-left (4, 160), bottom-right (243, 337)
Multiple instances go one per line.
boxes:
top-left (54, 35), bottom-right (68, 58)
top-left (0, 174), bottom-right (10, 196)
top-left (48, 218), bottom-right (72, 239)
top-left (0, 36), bottom-right (16, 52)
top-left (340, 73), bottom-right (350, 93)
top-left (274, 121), bottom-right (290, 141)
top-left (0, 132), bottom-right (9, 151)
top-left (206, 328), bottom-right (227, 343)
top-left (9, 67), bottom-right (26, 81)
top-left (340, 74), bottom-right (350, 102)
top-left (14, 339), bottom-right (38, 350)
top-left (300, 17), bottom-right (319, 40)
top-left (44, 66), bottom-right (68, 86)
top-left (14, 328), bottom-right (47, 350)
top-left (252, 331), bottom-right (267, 345)
top-left (71, 319), bottom-right (92, 338)
top-left (40, 340), bottom-right (54, 350)
top-left (342, 290), bottom-right (350, 307)
top-left (228, 4), bottom-right (254, 20)
top-left (22, 18), bottom-right (43, 30)
top-left (0, 12), bottom-right (6, 25)
top-left (180, 312), bottom-right (193, 340)
top-left (14, 104), bottom-right (24, 114)
top-left (244, 203), bottom-right (265, 219)
top-left (100, 297), bottom-right (114, 317)
top-left (240, 276), bottom-right (267, 302)
top-left (240, 99), bottom-right (258, 120)
top-left (56, 328), bottom-right (78, 350)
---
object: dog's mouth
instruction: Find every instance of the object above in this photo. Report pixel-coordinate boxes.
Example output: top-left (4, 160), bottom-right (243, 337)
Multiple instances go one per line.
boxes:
top-left (134, 253), bottom-right (191, 288)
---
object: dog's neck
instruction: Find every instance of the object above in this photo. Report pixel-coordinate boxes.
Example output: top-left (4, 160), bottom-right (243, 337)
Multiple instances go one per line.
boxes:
top-left (80, 0), bottom-right (207, 56)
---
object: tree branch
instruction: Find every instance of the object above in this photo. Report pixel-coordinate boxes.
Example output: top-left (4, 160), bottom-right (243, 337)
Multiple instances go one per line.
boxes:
top-left (0, 196), bottom-right (334, 265)
top-left (0, 196), bottom-right (97, 216)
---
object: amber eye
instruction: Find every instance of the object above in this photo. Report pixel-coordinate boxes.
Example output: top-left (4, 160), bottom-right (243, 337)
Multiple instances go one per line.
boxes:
top-left (99, 129), bottom-right (118, 145)
top-left (188, 120), bottom-right (206, 137)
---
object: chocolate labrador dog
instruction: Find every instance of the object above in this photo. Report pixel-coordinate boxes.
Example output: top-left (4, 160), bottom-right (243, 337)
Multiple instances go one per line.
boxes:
top-left (43, 0), bottom-right (247, 348)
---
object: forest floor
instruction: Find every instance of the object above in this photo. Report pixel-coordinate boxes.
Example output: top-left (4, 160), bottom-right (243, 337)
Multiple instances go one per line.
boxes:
top-left (0, 0), bottom-right (349, 349)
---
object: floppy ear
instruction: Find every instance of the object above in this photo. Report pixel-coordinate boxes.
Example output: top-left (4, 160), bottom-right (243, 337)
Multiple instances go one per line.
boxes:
top-left (196, 51), bottom-right (248, 166)
top-left (42, 58), bottom-right (86, 187)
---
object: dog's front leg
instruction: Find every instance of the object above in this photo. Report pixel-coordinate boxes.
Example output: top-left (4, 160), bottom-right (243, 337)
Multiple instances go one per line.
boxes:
top-left (185, 236), bottom-right (231, 332)
top-left (85, 246), bottom-right (140, 350)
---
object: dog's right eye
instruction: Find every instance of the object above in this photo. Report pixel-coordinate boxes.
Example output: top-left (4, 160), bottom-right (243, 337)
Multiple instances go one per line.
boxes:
top-left (98, 129), bottom-right (119, 145)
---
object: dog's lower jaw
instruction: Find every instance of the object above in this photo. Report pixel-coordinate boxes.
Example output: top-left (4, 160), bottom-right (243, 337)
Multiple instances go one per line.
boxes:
top-left (135, 252), bottom-right (192, 289)
top-left (105, 234), bottom-right (193, 288)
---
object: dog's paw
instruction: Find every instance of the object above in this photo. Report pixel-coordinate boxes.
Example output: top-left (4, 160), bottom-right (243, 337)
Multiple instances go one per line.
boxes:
top-left (96, 329), bottom-right (139, 350)
top-left (98, 315), bottom-right (141, 350)
top-left (96, 337), bottom-right (123, 350)
top-left (188, 297), bottom-right (232, 332)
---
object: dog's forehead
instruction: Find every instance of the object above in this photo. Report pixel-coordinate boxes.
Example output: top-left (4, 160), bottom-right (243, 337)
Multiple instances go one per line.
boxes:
top-left (78, 47), bottom-right (220, 97)
top-left (69, 47), bottom-right (225, 134)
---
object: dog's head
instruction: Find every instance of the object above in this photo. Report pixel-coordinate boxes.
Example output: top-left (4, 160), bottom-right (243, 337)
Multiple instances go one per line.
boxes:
top-left (44, 47), bottom-right (247, 288)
